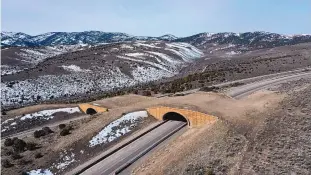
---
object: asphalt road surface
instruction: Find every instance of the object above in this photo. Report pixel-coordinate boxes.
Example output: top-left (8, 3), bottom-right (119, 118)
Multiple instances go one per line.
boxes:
top-left (80, 120), bottom-right (186, 175)
top-left (228, 71), bottom-right (311, 99)
top-left (4, 68), bottom-right (310, 140)
top-left (3, 69), bottom-right (310, 174)
top-left (80, 70), bottom-right (311, 175)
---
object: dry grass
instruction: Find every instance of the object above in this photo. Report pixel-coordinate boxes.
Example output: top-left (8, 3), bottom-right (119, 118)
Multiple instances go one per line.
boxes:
top-left (3, 85), bottom-right (306, 175)
top-left (133, 79), bottom-right (311, 175)
top-left (132, 90), bottom-right (285, 175)
top-left (49, 90), bottom-right (283, 152)
top-left (4, 104), bottom-right (78, 119)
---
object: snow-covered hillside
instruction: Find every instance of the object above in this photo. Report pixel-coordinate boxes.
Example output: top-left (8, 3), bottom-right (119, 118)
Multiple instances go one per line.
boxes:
top-left (2, 31), bottom-right (311, 51)
top-left (2, 30), bottom-right (311, 108)
top-left (1, 41), bottom-right (203, 107)
top-left (1, 31), bottom-right (179, 47)
top-left (1, 32), bottom-right (32, 46)
top-left (174, 31), bottom-right (311, 53)
top-left (159, 34), bottom-right (178, 40)
top-left (1, 44), bottom-right (89, 75)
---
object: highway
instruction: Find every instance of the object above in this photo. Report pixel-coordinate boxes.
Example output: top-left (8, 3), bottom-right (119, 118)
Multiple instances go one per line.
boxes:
top-left (2, 69), bottom-right (310, 174)
top-left (80, 120), bottom-right (186, 175)
top-left (78, 70), bottom-right (311, 175)
top-left (228, 71), bottom-right (311, 99)
top-left (4, 68), bottom-right (310, 140)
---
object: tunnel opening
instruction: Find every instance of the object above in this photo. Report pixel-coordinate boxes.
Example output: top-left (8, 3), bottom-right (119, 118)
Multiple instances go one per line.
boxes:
top-left (163, 112), bottom-right (188, 123)
top-left (86, 108), bottom-right (97, 115)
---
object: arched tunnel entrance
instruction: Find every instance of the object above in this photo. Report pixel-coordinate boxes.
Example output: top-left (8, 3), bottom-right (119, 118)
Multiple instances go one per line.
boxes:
top-left (163, 112), bottom-right (188, 124)
top-left (147, 106), bottom-right (218, 127)
top-left (86, 108), bottom-right (97, 115)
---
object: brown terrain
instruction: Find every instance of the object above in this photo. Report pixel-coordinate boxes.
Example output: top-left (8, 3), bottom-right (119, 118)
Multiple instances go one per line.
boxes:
top-left (2, 73), bottom-right (310, 174)
top-left (1, 35), bottom-right (311, 174)
top-left (2, 42), bottom-right (311, 112)
top-left (132, 77), bottom-right (311, 175)
top-left (1, 94), bottom-right (157, 174)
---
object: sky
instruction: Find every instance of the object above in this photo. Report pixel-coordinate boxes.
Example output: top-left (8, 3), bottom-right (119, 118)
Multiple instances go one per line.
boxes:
top-left (2, 0), bottom-right (311, 37)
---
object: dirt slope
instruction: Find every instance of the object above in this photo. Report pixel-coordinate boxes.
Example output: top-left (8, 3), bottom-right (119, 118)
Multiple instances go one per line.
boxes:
top-left (133, 78), bottom-right (311, 175)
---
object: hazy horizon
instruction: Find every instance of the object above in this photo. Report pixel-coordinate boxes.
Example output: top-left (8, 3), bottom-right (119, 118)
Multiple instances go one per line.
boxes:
top-left (2, 0), bottom-right (311, 37)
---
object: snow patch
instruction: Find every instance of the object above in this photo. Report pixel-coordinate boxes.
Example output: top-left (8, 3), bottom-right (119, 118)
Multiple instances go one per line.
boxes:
top-left (206, 33), bottom-right (215, 37)
top-left (132, 66), bottom-right (173, 82)
top-left (134, 42), bottom-right (161, 48)
top-left (1, 65), bottom-right (23, 75)
top-left (61, 65), bottom-right (91, 73)
top-left (1, 118), bottom-right (14, 124)
top-left (27, 169), bottom-right (53, 175)
top-left (226, 51), bottom-right (241, 56)
top-left (20, 107), bottom-right (81, 121)
top-left (117, 55), bottom-right (173, 73)
top-left (159, 34), bottom-right (178, 40)
top-left (55, 152), bottom-right (75, 170)
top-left (120, 44), bottom-right (134, 49)
top-left (125, 52), bottom-right (147, 58)
top-left (165, 42), bottom-right (203, 62)
top-left (1, 108), bottom-right (79, 133)
top-left (89, 111), bottom-right (148, 147)
top-left (1, 107), bottom-right (80, 132)
top-left (147, 51), bottom-right (180, 64)
top-left (10, 122), bottom-right (17, 126)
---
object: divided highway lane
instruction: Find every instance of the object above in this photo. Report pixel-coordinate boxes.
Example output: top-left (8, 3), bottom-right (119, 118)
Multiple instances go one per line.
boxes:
top-left (79, 71), bottom-right (311, 175)
top-left (228, 71), bottom-right (311, 99)
top-left (2, 69), bottom-right (309, 173)
top-left (4, 68), bottom-right (310, 140)
top-left (80, 120), bottom-right (186, 175)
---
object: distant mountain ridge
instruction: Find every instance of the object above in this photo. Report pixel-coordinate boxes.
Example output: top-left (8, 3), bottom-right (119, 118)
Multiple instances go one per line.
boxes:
top-left (0, 31), bottom-right (178, 47)
top-left (174, 31), bottom-right (311, 51)
top-left (2, 31), bottom-right (311, 48)
top-left (1, 30), bottom-right (311, 108)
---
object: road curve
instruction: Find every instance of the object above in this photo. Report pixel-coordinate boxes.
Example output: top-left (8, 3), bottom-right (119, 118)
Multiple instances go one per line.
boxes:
top-left (3, 69), bottom-right (310, 174)
top-left (4, 68), bottom-right (310, 140)
top-left (80, 121), bottom-right (186, 175)
top-left (228, 71), bottom-right (311, 99)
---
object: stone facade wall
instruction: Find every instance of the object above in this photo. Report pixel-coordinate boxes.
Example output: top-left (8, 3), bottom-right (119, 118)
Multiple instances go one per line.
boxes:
top-left (78, 103), bottom-right (108, 114)
top-left (146, 106), bottom-right (217, 127)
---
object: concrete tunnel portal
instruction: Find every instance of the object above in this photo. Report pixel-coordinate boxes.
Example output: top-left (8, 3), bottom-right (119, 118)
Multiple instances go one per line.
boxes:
top-left (86, 108), bottom-right (97, 115)
top-left (78, 104), bottom-right (217, 127)
top-left (163, 112), bottom-right (188, 124)
top-left (146, 106), bottom-right (218, 127)
top-left (78, 103), bottom-right (108, 114)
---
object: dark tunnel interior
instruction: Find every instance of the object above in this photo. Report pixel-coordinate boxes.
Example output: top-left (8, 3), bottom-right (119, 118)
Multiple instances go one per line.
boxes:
top-left (163, 112), bottom-right (188, 123)
top-left (86, 108), bottom-right (97, 115)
